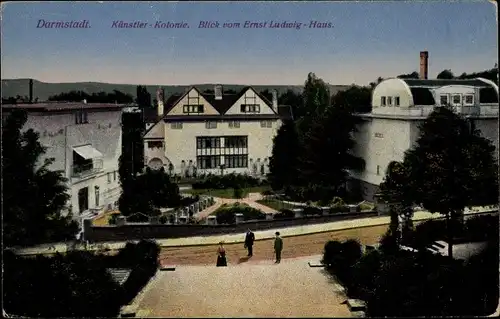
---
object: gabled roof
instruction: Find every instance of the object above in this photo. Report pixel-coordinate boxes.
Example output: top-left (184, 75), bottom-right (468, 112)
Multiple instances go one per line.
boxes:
top-left (162, 85), bottom-right (275, 116)
top-left (402, 78), bottom-right (493, 88)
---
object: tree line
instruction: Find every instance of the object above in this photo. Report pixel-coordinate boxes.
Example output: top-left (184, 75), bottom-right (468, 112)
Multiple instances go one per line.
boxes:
top-left (48, 90), bottom-right (135, 103)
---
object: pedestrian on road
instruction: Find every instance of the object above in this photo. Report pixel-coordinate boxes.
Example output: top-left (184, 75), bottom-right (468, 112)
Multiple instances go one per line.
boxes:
top-left (244, 229), bottom-right (255, 257)
top-left (274, 232), bottom-right (283, 264)
top-left (216, 241), bottom-right (228, 267)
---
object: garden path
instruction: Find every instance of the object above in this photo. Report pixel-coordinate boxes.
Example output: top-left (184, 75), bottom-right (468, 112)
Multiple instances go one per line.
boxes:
top-left (194, 192), bottom-right (277, 220)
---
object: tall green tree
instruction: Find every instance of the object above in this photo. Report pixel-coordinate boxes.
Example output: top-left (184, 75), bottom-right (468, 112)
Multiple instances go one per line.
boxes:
top-left (331, 85), bottom-right (372, 113)
top-left (136, 86), bottom-right (152, 108)
top-left (268, 120), bottom-right (301, 191)
top-left (297, 72), bottom-right (331, 133)
top-left (2, 109), bottom-right (78, 247)
top-left (118, 110), bottom-right (145, 216)
top-left (437, 69), bottom-right (455, 79)
top-left (401, 106), bottom-right (498, 258)
top-left (299, 104), bottom-right (365, 202)
top-left (397, 71), bottom-right (420, 79)
top-left (278, 89), bottom-right (303, 120)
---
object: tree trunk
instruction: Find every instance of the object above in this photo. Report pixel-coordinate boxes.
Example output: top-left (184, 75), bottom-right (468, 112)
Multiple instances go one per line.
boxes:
top-left (446, 213), bottom-right (453, 259)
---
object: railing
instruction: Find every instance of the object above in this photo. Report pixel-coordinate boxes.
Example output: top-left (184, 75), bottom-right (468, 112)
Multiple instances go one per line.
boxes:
top-left (71, 159), bottom-right (104, 178)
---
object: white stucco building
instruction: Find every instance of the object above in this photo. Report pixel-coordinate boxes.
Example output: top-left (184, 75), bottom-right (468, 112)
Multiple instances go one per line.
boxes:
top-left (144, 85), bottom-right (292, 176)
top-left (2, 101), bottom-right (125, 222)
top-left (350, 76), bottom-right (499, 201)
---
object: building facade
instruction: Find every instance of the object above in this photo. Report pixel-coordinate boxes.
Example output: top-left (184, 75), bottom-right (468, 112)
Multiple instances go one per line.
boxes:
top-left (350, 76), bottom-right (499, 201)
top-left (144, 85), bottom-right (292, 177)
top-left (2, 101), bottom-right (125, 223)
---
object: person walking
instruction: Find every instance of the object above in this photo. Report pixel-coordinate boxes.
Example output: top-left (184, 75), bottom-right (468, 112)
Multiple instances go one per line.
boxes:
top-left (244, 229), bottom-right (255, 257)
top-left (274, 232), bottom-right (283, 264)
top-left (216, 241), bottom-right (228, 267)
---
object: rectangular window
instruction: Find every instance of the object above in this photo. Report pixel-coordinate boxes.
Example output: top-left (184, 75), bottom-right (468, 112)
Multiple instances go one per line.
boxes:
top-left (205, 121), bottom-right (217, 129)
top-left (260, 121), bottom-right (272, 128)
top-left (228, 121), bottom-right (240, 128)
top-left (224, 155), bottom-right (248, 168)
top-left (107, 172), bottom-right (112, 183)
top-left (183, 105), bottom-right (204, 114)
top-left (381, 97), bottom-right (386, 106)
top-left (452, 94), bottom-right (462, 105)
top-left (113, 171), bottom-right (117, 181)
top-left (240, 104), bottom-right (261, 113)
top-left (147, 141), bottom-right (163, 149)
top-left (171, 123), bottom-right (183, 129)
top-left (376, 165), bottom-right (380, 175)
top-left (394, 96), bottom-right (400, 106)
top-left (440, 95), bottom-right (449, 106)
top-left (464, 94), bottom-right (474, 105)
top-left (196, 155), bottom-right (221, 169)
top-left (387, 97), bottom-right (393, 106)
top-left (224, 136), bottom-right (248, 148)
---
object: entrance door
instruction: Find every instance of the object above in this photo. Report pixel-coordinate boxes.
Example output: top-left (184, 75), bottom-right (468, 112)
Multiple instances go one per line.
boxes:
top-left (78, 187), bottom-right (89, 214)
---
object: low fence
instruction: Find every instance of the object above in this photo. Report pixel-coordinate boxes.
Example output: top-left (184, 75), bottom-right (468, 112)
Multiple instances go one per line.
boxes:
top-left (85, 211), bottom-right (379, 242)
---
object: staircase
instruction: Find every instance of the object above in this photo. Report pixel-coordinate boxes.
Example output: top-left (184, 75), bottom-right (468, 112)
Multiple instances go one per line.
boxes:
top-left (426, 240), bottom-right (448, 256)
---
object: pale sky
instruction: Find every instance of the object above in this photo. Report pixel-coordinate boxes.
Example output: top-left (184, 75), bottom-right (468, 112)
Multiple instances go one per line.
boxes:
top-left (1, 1), bottom-right (498, 86)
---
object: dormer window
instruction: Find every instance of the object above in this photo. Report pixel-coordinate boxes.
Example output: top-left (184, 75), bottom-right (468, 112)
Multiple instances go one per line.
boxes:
top-left (394, 96), bottom-right (400, 106)
top-left (381, 97), bottom-right (386, 106)
top-left (387, 97), bottom-right (393, 106)
top-left (464, 94), bottom-right (474, 106)
top-left (440, 95), bottom-right (449, 106)
top-left (452, 94), bottom-right (462, 105)
top-left (183, 105), bottom-right (204, 114)
top-left (241, 104), bottom-right (260, 113)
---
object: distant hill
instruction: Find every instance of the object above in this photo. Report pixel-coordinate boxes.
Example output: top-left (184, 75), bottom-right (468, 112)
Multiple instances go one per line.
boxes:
top-left (1, 79), bottom-right (350, 102)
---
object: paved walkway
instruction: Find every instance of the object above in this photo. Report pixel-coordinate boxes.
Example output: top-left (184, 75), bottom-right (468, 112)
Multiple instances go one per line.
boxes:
top-left (12, 208), bottom-right (495, 256)
top-left (136, 255), bottom-right (352, 318)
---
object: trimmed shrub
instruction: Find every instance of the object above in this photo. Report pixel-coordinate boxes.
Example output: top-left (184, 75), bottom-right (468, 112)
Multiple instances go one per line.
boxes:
top-left (159, 215), bottom-right (168, 224)
top-left (233, 187), bottom-right (243, 199)
top-left (214, 204), bottom-right (266, 224)
top-left (108, 213), bottom-right (120, 225)
top-left (273, 209), bottom-right (295, 219)
top-left (126, 213), bottom-right (149, 223)
top-left (303, 206), bottom-right (322, 216)
top-left (329, 204), bottom-right (349, 214)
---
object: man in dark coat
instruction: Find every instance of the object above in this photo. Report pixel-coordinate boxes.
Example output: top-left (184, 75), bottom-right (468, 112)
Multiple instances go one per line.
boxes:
top-left (244, 229), bottom-right (255, 257)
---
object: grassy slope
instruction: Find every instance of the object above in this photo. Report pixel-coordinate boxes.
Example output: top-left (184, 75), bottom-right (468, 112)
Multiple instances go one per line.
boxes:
top-left (1, 78), bottom-right (350, 101)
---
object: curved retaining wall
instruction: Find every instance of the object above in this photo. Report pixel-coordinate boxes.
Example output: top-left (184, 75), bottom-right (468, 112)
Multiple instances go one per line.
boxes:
top-left (85, 211), bottom-right (379, 242)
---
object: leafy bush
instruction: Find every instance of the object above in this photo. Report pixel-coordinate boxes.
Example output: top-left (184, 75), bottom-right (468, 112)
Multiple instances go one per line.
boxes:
top-left (379, 229), bottom-right (400, 255)
top-left (159, 215), bottom-right (168, 224)
top-left (233, 187), bottom-right (243, 199)
top-left (322, 239), bottom-right (363, 285)
top-left (3, 249), bottom-right (130, 317)
top-left (214, 203), bottom-right (266, 224)
top-left (109, 213), bottom-right (120, 225)
top-left (303, 206), bottom-right (322, 216)
top-left (262, 190), bottom-right (275, 196)
top-left (273, 209), bottom-right (295, 219)
top-left (329, 204), bottom-right (349, 214)
top-left (126, 213), bottom-right (150, 223)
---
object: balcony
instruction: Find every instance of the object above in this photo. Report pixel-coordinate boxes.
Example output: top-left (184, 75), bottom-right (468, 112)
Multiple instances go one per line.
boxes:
top-left (71, 159), bottom-right (104, 178)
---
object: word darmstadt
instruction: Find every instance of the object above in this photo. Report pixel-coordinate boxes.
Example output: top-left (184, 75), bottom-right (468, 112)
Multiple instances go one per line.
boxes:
top-left (37, 19), bottom-right (90, 28)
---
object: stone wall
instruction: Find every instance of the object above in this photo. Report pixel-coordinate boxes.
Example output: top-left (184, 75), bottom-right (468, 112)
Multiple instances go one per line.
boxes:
top-left (85, 211), bottom-right (379, 242)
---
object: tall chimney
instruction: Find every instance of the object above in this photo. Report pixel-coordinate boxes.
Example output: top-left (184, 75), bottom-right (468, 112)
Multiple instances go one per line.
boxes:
top-left (271, 90), bottom-right (278, 110)
top-left (215, 84), bottom-right (223, 100)
top-left (156, 87), bottom-right (164, 116)
top-left (29, 79), bottom-right (33, 103)
top-left (419, 51), bottom-right (429, 80)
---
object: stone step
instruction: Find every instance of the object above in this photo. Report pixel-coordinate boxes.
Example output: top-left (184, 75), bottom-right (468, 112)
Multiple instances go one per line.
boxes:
top-left (347, 299), bottom-right (366, 312)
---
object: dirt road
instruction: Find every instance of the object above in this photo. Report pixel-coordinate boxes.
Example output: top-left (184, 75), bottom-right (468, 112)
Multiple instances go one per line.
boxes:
top-left (159, 224), bottom-right (388, 266)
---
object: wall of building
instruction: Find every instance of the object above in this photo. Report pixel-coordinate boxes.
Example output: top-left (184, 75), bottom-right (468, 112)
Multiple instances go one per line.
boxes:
top-left (167, 89), bottom-right (219, 115)
top-left (20, 110), bottom-right (122, 218)
top-left (164, 119), bottom-right (282, 175)
top-left (371, 79), bottom-right (414, 112)
top-left (351, 117), bottom-right (413, 187)
top-left (224, 88), bottom-right (276, 115)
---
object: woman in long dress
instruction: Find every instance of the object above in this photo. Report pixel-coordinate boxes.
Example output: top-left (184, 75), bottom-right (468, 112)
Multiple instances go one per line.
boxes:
top-left (216, 241), bottom-right (228, 267)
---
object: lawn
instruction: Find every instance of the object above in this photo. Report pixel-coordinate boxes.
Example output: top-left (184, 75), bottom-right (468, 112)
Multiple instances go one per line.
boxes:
top-left (183, 186), bottom-right (271, 199)
top-left (256, 198), bottom-right (300, 211)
